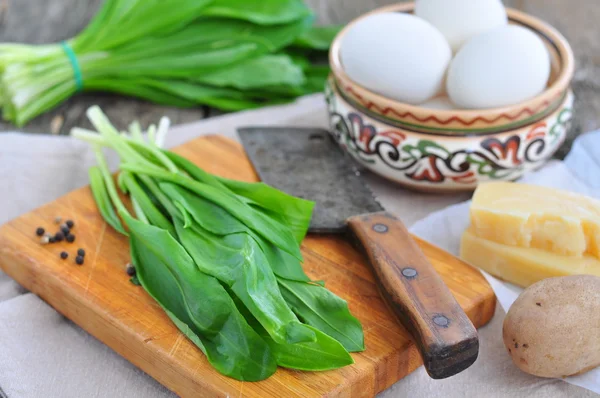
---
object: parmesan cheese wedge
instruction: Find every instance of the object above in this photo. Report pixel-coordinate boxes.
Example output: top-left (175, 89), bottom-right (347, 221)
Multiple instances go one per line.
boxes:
top-left (470, 182), bottom-right (600, 259)
top-left (460, 227), bottom-right (600, 288)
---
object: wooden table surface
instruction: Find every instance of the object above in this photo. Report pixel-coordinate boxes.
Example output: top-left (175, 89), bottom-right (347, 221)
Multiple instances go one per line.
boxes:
top-left (1, 0), bottom-right (598, 157)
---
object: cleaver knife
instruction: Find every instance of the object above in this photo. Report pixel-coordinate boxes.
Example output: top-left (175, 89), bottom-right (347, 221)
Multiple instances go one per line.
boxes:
top-left (238, 127), bottom-right (479, 379)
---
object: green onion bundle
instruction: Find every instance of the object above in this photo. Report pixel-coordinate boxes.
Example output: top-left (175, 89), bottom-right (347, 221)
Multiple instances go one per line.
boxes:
top-left (73, 106), bottom-right (364, 381)
top-left (0, 0), bottom-right (339, 126)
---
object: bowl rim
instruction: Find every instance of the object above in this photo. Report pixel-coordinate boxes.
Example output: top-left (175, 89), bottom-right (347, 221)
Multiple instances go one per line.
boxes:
top-left (329, 2), bottom-right (575, 122)
top-left (328, 74), bottom-right (574, 139)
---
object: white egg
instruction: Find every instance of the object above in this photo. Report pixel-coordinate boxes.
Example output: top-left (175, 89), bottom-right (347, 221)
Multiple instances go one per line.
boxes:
top-left (415, 0), bottom-right (508, 52)
top-left (446, 25), bottom-right (551, 109)
top-left (420, 96), bottom-right (456, 110)
top-left (340, 13), bottom-right (451, 105)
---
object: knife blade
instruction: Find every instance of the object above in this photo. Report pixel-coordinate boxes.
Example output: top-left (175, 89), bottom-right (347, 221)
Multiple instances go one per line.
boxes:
top-left (238, 127), bottom-right (479, 379)
top-left (239, 126), bottom-right (382, 233)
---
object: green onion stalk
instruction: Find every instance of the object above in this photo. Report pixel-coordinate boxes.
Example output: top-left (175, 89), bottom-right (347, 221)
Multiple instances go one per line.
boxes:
top-left (0, 0), bottom-right (340, 126)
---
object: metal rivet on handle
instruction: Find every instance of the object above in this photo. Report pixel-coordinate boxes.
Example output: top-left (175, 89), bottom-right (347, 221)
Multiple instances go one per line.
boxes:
top-left (401, 267), bottom-right (418, 279)
top-left (372, 223), bottom-right (388, 233)
top-left (433, 315), bottom-right (450, 328)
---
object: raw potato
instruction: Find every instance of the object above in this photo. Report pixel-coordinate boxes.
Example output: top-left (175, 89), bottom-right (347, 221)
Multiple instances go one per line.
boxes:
top-left (503, 275), bottom-right (600, 378)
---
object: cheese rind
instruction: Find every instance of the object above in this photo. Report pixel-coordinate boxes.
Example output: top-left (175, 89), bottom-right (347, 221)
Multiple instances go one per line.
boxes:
top-left (470, 182), bottom-right (600, 259)
top-left (460, 227), bottom-right (600, 288)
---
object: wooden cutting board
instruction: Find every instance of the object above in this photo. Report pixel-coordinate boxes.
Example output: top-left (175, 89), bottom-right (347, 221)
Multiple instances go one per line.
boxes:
top-left (0, 135), bottom-right (495, 397)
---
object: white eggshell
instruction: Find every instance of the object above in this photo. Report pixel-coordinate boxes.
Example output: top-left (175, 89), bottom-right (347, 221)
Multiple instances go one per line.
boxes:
top-left (415, 0), bottom-right (508, 52)
top-left (340, 13), bottom-right (451, 105)
top-left (446, 25), bottom-right (551, 109)
top-left (420, 96), bottom-right (456, 110)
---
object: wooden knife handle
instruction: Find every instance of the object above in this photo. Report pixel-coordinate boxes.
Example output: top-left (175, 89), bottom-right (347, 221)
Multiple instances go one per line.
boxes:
top-left (347, 212), bottom-right (479, 379)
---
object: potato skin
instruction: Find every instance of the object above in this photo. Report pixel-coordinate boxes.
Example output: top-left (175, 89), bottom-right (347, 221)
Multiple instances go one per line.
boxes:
top-left (503, 275), bottom-right (600, 378)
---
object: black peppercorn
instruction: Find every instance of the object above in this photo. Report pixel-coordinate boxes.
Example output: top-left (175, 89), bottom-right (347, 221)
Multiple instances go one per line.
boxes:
top-left (126, 263), bottom-right (136, 276)
top-left (60, 251), bottom-right (68, 260)
top-left (54, 232), bottom-right (64, 242)
top-left (77, 248), bottom-right (85, 257)
top-left (66, 220), bottom-right (74, 228)
top-left (60, 225), bottom-right (70, 235)
top-left (75, 255), bottom-right (84, 265)
top-left (49, 236), bottom-right (56, 243)
top-left (66, 234), bottom-right (75, 243)
top-left (36, 227), bottom-right (45, 236)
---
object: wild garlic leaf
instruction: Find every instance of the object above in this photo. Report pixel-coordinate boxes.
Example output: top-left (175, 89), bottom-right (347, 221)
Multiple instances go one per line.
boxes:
top-left (201, 0), bottom-right (312, 25)
top-left (174, 218), bottom-right (316, 345)
top-left (104, 76), bottom-right (286, 113)
top-left (113, 1), bottom-right (214, 49)
top-left (125, 215), bottom-right (276, 381)
top-left (266, 324), bottom-right (354, 371)
top-left (216, 178), bottom-right (314, 243)
top-left (84, 78), bottom-right (198, 108)
top-left (253, 63), bottom-right (331, 97)
top-left (292, 25), bottom-right (343, 51)
top-left (121, 172), bottom-right (174, 234)
top-left (231, 293), bottom-right (354, 371)
top-left (135, 80), bottom-right (268, 111)
top-left (161, 183), bottom-right (247, 235)
top-left (91, 0), bottom-right (215, 51)
top-left (103, 44), bottom-right (263, 77)
top-left (163, 150), bottom-right (228, 189)
top-left (172, 202), bottom-right (192, 228)
top-left (279, 278), bottom-right (365, 352)
top-left (88, 166), bottom-right (127, 235)
top-left (153, 179), bottom-right (302, 260)
top-left (135, 177), bottom-right (171, 219)
top-left (252, 233), bottom-right (312, 283)
top-left (198, 54), bottom-right (306, 90)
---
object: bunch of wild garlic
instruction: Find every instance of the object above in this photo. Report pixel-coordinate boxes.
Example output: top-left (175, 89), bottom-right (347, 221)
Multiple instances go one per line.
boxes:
top-left (72, 106), bottom-right (364, 381)
top-left (0, 0), bottom-right (339, 126)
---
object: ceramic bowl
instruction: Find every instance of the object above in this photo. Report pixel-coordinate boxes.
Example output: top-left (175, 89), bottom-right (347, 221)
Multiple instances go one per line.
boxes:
top-left (326, 3), bottom-right (575, 192)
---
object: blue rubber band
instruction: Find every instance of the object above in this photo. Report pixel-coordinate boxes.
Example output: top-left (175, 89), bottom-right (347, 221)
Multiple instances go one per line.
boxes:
top-left (61, 41), bottom-right (83, 91)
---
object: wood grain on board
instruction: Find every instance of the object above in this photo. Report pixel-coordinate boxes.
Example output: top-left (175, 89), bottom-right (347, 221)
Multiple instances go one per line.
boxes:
top-left (0, 135), bottom-right (495, 397)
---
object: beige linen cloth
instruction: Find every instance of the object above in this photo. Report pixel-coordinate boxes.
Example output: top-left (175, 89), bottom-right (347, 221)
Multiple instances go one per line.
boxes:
top-left (0, 94), bottom-right (596, 397)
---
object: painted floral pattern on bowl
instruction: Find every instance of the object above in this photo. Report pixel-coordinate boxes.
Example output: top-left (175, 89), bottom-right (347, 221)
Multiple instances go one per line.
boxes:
top-left (325, 79), bottom-right (574, 191)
